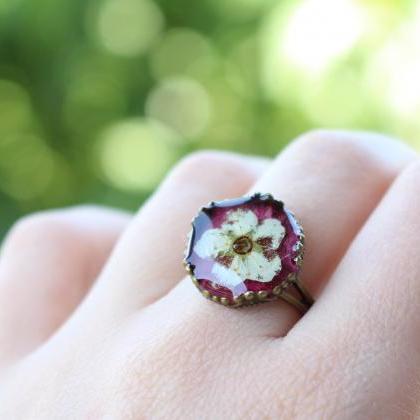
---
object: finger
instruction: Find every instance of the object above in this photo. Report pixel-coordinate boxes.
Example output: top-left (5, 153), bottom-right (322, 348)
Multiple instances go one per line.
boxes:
top-left (297, 161), bottom-right (420, 417)
top-left (164, 131), bottom-right (416, 337)
top-left (89, 151), bottom-right (269, 318)
top-left (0, 206), bottom-right (130, 365)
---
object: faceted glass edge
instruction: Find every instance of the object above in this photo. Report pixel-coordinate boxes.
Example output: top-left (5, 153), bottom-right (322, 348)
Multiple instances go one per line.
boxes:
top-left (183, 193), bottom-right (305, 308)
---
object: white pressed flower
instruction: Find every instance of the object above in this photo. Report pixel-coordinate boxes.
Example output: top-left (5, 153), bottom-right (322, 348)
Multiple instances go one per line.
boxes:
top-left (194, 209), bottom-right (286, 289)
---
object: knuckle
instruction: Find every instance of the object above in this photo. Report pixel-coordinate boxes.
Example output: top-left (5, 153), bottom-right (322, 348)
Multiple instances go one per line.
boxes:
top-left (398, 159), bottom-right (420, 186)
top-left (288, 129), bottom-right (407, 179)
top-left (169, 150), bottom-right (235, 181)
top-left (392, 160), bottom-right (420, 207)
top-left (166, 150), bottom-right (263, 194)
top-left (3, 210), bottom-right (79, 252)
top-left (66, 204), bottom-right (102, 214)
top-left (6, 212), bottom-right (60, 240)
top-left (292, 129), bottom-right (370, 162)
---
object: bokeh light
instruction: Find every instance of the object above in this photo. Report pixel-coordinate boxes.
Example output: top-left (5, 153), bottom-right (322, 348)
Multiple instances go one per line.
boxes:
top-left (96, 0), bottom-right (164, 57)
top-left (149, 28), bottom-right (217, 81)
top-left (2, 0), bottom-right (420, 235)
top-left (282, 0), bottom-right (367, 74)
top-left (0, 80), bottom-right (33, 134)
top-left (0, 134), bottom-right (56, 200)
top-left (98, 118), bottom-right (179, 191)
top-left (145, 77), bottom-right (212, 140)
top-left (367, 12), bottom-right (420, 121)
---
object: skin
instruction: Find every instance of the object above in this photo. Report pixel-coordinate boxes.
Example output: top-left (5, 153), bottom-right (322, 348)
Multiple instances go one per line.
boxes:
top-left (0, 130), bottom-right (419, 419)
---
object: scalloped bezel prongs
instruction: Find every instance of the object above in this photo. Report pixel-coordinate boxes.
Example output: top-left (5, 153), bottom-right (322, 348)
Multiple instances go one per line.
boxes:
top-left (184, 193), bottom-right (312, 312)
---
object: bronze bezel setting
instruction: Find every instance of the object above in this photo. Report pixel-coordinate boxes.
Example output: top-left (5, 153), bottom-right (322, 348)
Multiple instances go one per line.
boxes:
top-left (184, 193), bottom-right (313, 312)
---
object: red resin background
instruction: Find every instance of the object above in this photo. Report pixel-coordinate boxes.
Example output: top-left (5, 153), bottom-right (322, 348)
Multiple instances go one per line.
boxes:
top-left (186, 194), bottom-right (303, 303)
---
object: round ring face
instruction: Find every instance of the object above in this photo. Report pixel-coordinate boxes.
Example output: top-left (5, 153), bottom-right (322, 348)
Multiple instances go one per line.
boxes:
top-left (184, 193), bottom-right (305, 307)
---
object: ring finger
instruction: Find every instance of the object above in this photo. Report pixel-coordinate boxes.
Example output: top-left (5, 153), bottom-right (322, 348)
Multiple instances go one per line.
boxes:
top-left (162, 131), bottom-right (415, 337)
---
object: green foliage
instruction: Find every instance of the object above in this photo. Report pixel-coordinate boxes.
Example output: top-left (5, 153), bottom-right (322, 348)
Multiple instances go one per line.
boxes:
top-left (0, 0), bottom-right (419, 236)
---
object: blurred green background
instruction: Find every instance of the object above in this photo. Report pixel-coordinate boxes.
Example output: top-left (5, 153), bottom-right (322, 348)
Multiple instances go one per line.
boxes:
top-left (1, 0), bottom-right (420, 236)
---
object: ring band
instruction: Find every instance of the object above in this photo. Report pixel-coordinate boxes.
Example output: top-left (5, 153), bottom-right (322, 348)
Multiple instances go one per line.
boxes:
top-left (184, 193), bottom-right (314, 313)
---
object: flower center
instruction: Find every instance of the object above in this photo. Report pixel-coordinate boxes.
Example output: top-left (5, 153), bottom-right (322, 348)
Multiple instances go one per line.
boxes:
top-left (232, 236), bottom-right (253, 255)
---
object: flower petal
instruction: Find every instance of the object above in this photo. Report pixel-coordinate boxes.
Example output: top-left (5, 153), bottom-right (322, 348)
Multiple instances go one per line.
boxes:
top-left (222, 209), bottom-right (258, 237)
top-left (259, 254), bottom-right (281, 282)
top-left (230, 251), bottom-right (281, 282)
top-left (194, 228), bottom-right (231, 259)
top-left (253, 218), bottom-right (285, 249)
top-left (230, 255), bottom-right (247, 279)
top-left (211, 262), bottom-right (244, 289)
top-left (248, 251), bottom-right (282, 282)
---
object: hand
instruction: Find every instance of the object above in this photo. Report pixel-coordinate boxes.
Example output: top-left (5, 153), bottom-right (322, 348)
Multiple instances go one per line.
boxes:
top-left (0, 131), bottom-right (419, 419)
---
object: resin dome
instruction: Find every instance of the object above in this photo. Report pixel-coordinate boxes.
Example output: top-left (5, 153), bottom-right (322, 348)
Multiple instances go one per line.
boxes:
top-left (185, 193), bottom-right (304, 307)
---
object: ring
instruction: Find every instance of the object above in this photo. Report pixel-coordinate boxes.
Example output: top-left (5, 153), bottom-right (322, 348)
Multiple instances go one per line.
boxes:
top-left (184, 193), bottom-right (314, 312)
